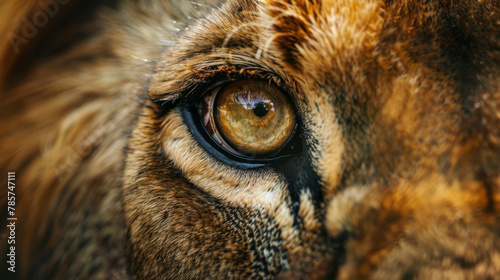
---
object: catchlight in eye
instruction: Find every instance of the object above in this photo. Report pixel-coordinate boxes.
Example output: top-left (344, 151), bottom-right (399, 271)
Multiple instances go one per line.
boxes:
top-left (197, 79), bottom-right (297, 158)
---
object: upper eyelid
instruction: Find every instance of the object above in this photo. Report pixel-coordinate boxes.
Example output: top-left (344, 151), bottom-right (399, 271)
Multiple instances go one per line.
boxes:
top-left (149, 52), bottom-right (293, 102)
top-left (151, 68), bottom-right (289, 106)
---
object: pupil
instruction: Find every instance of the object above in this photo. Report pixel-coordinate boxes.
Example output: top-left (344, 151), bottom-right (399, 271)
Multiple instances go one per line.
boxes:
top-left (253, 102), bottom-right (268, 117)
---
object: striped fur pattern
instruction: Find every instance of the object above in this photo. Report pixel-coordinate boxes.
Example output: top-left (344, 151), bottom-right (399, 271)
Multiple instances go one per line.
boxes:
top-left (0, 0), bottom-right (499, 279)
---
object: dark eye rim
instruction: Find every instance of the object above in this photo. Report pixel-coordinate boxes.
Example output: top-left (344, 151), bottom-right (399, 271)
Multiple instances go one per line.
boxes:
top-left (180, 79), bottom-right (303, 169)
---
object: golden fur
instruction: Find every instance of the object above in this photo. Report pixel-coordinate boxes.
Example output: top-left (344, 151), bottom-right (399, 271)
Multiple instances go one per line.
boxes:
top-left (0, 0), bottom-right (499, 279)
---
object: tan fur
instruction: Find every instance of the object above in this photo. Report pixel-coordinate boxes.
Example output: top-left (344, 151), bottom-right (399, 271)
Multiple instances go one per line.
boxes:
top-left (1, 0), bottom-right (499, 279)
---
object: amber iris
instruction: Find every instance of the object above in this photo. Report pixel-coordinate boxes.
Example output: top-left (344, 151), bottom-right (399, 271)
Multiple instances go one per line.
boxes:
top-left (208, 80), bottom-right (296, 156)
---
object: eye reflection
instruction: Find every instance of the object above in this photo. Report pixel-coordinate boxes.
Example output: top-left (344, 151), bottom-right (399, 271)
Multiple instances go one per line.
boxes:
top-left (197, 80), bottom-right (296, 157)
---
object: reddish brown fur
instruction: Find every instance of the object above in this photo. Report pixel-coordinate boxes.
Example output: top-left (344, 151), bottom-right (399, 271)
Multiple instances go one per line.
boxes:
top-left (1, 0), bottom-right (499, 279)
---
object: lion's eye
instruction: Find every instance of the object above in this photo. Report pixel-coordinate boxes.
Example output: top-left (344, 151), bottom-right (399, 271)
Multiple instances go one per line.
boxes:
top-left (197, 80), bottom-right (297, 158)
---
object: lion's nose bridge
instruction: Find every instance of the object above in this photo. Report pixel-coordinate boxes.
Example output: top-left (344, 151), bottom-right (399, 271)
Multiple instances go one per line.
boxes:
top-left (323, 184), bottom-right (401, 279)
top-left (322, 184), bottom-right (410, 280)
top-left (323, 173), bottom-right (500, 279)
